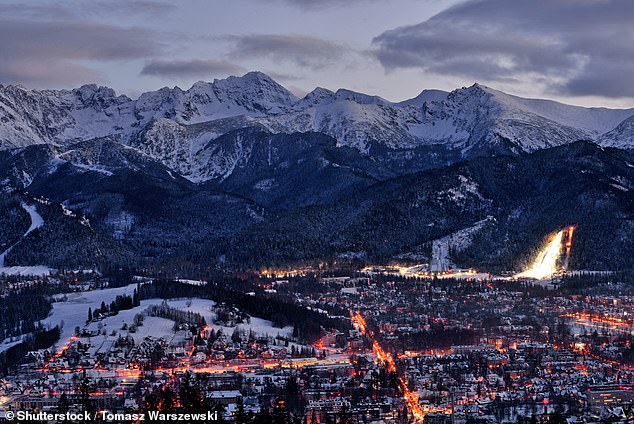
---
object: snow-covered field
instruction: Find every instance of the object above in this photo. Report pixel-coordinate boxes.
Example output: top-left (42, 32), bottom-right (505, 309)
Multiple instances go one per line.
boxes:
top-left (0, 337), bottom-right (27, 353)
top-left (42, 284), bottom-right (140, 347)
top-left (0, 265), bottom-right (54, 276)
top-left (41, 284), bottom-right (293, 351)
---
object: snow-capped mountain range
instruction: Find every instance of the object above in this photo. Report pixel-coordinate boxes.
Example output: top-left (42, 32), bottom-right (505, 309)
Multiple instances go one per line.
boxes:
top-left (2, 72), bottom-right (634, 271)
top-left (1, 71), bottom-right (633, 184)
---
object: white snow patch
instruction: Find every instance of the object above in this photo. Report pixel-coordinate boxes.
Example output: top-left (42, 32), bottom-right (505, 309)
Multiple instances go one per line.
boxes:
top-left (42, 284), bottom-right (141, 349)
top-left (41, 285), bottom-right (294, 352)
top-left (72, 163), bottom-right (114, 176)
top-left (176, 279), bottom-right (207, 286)
top-left (0, 265), bottom-right (54, 276)
top-left (430, 216), bottom-right (494, 272)
top-left (254, 178), bottom-right (275, 191)
top-left (0, 202), bottom-right (45, 269)
top-left (22, 203), bottom-right (44, 235)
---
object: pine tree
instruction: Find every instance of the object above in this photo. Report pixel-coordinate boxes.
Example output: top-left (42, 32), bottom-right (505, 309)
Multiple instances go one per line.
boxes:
top-left (80, 371), bottom-right (96, 420)
top-left (235, 397), bottom-right (249, 424)
top-left (179, 372), bottom-right (204, 412)
top-left (272, 399), bottom-right (289, 424)
top-left (232, 327), bottom-right (242, 344)
top-left (159, 384), bottom-right (176, 412)
top-left (57, 392), bottom-right (70, 414)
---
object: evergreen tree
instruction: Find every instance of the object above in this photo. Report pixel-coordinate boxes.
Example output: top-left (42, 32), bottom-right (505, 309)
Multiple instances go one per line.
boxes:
top-left (235, 397), bottom-right (249, 424)
top-left (253, 408), bottom-right (273, 424)
top-left (179, 372), bottom-right (204, 412)
top-left (143, 392), bottom-right (160, 414)
top-left (57, 392), bottom-right (70, 414)
top-left (232, 327), bottom-right (242, 344)
top-left (79, 371), bottom-right (96, 421)
top-left (272, 399), bottom-right (289, 424)
top-left (159, 384), bottom-right (176, 412)
top-left (285, 376), bottom-right (302, 414)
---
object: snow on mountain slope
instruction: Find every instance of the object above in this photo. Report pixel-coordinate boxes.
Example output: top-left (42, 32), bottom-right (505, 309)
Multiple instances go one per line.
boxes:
top-left (130, 115), bottom-right (271, 179)
top-left (0, 136), bottom-right (186, 193)
top-left (398, 89), bottom-right (449, 107)
top-left (2, 72), bottom-right (634, 183)
top-left (477, 86), bottom-right (634, 135)
top-left (0, 72), bottom-right (297, 150)
top-left (133, 71), bottom-right (297, 125)
top-left (0, 202), bottom-right (44, 268)
top-left (0, 84), bottom-right (133, 148)
top-left (263, 97), bottom-right (421, 153)
top-left (267, 83), bottom-right (634, 157)
top-left (407, 84), bottom-right (596, 154)
top-left (599, 115), bottom-right (634, 150)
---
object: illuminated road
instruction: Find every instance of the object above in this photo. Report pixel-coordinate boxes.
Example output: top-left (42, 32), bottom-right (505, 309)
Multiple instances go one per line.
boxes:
top-left (564, 312), bottom-right (634, 336)
top-left (352, 312), bottom-right (429, 422)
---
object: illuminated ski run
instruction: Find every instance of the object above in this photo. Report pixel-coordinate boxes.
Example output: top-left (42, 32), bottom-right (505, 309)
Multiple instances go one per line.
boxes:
top-left (516, 226), bottom-right (575, 280)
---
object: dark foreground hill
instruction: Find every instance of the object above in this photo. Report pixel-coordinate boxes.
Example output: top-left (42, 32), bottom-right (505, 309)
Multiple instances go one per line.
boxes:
top-left (1, 141), bottom-right (632, 272)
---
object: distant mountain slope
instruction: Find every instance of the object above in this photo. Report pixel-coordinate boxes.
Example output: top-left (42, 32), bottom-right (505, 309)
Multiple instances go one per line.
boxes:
top-left (1, 73), bottom-right (633, 182)
top-left (600, 115), bottom-right (634, 150)
top-left (0, 141), bottom-right (263, 268)
top-left (1, 72), bottom-right (633, 273)
top-left (1, 141), bottom-right (632, 271)
top-left (220, 142), bottom-right (634, 271)
top-left (0, 72), bottom-right (296, 150)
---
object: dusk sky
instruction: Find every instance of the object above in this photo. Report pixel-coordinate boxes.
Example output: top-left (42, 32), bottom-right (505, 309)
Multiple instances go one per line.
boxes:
top-left (1, 0), bottom-right (633, 107)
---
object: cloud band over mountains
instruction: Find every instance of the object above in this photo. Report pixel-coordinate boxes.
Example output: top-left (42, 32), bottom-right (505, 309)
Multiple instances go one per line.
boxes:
top-left (140, 59), bottom-right (244, 79)
top-left (0, 19), bottom-right (162, 86)
top-left (1, 0), bottom-right (633, 104)
top-left (226, 34), bottom-right (347, 69)
top-left (372, 0), bottom-right (634, 98)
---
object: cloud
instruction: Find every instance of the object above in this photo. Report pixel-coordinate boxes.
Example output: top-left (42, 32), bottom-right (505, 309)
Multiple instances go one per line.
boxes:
top-left (264, 71), bottom-right (303, 82)
top-left (270, 0), bottom-right (378, 9)
top-left (226, 34), bottom-right (346, 69)
top-left (0, 19), bottom-right (163, 87)
top-left (371, 0), bottom-right (634, 98)
top-left (0, 1), bottom-right (175, 20)
top-left (140, 59), bottom-right (244, 79)
top-left (92, 0), bottom-right (176, 17)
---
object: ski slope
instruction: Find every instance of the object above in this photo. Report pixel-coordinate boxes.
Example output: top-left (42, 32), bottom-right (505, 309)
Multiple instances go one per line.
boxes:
top-left (0, 202), bottom-right (47, 273)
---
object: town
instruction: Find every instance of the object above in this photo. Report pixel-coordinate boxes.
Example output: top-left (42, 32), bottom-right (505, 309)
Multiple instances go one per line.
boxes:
top-left (1, 266), bottom-right (633, 424)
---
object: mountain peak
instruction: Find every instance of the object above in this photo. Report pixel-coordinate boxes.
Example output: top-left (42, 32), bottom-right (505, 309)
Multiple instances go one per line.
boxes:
top-left (297, 87), bottom-right (336, 107)
top-left (333, 88), bottom-right (387, 105)
top-left (72, 84), bottom-right (129, 107)
top-left (243, 70), bottom-right (275, 80)
top-left (211, 71), bottom-right (298, 108)
top-left (399, 89), bottom-right (449, 107)
top-left (599, 114), bottom-right (634, 149)
top-left (213, 71), bottom-right (285, 90)
top-left (306, 87), bottom-right (335, 97)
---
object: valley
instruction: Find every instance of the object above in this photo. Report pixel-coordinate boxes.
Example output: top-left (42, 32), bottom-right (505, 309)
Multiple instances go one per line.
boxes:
top-left (1, 73), bottom-right (633, 423)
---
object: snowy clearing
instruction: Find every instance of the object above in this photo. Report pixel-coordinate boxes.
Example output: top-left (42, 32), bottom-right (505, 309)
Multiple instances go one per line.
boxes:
top-left (0, 265), bottom-right (54, 276)
top-left (41, 284), bottom-right (293, 351)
